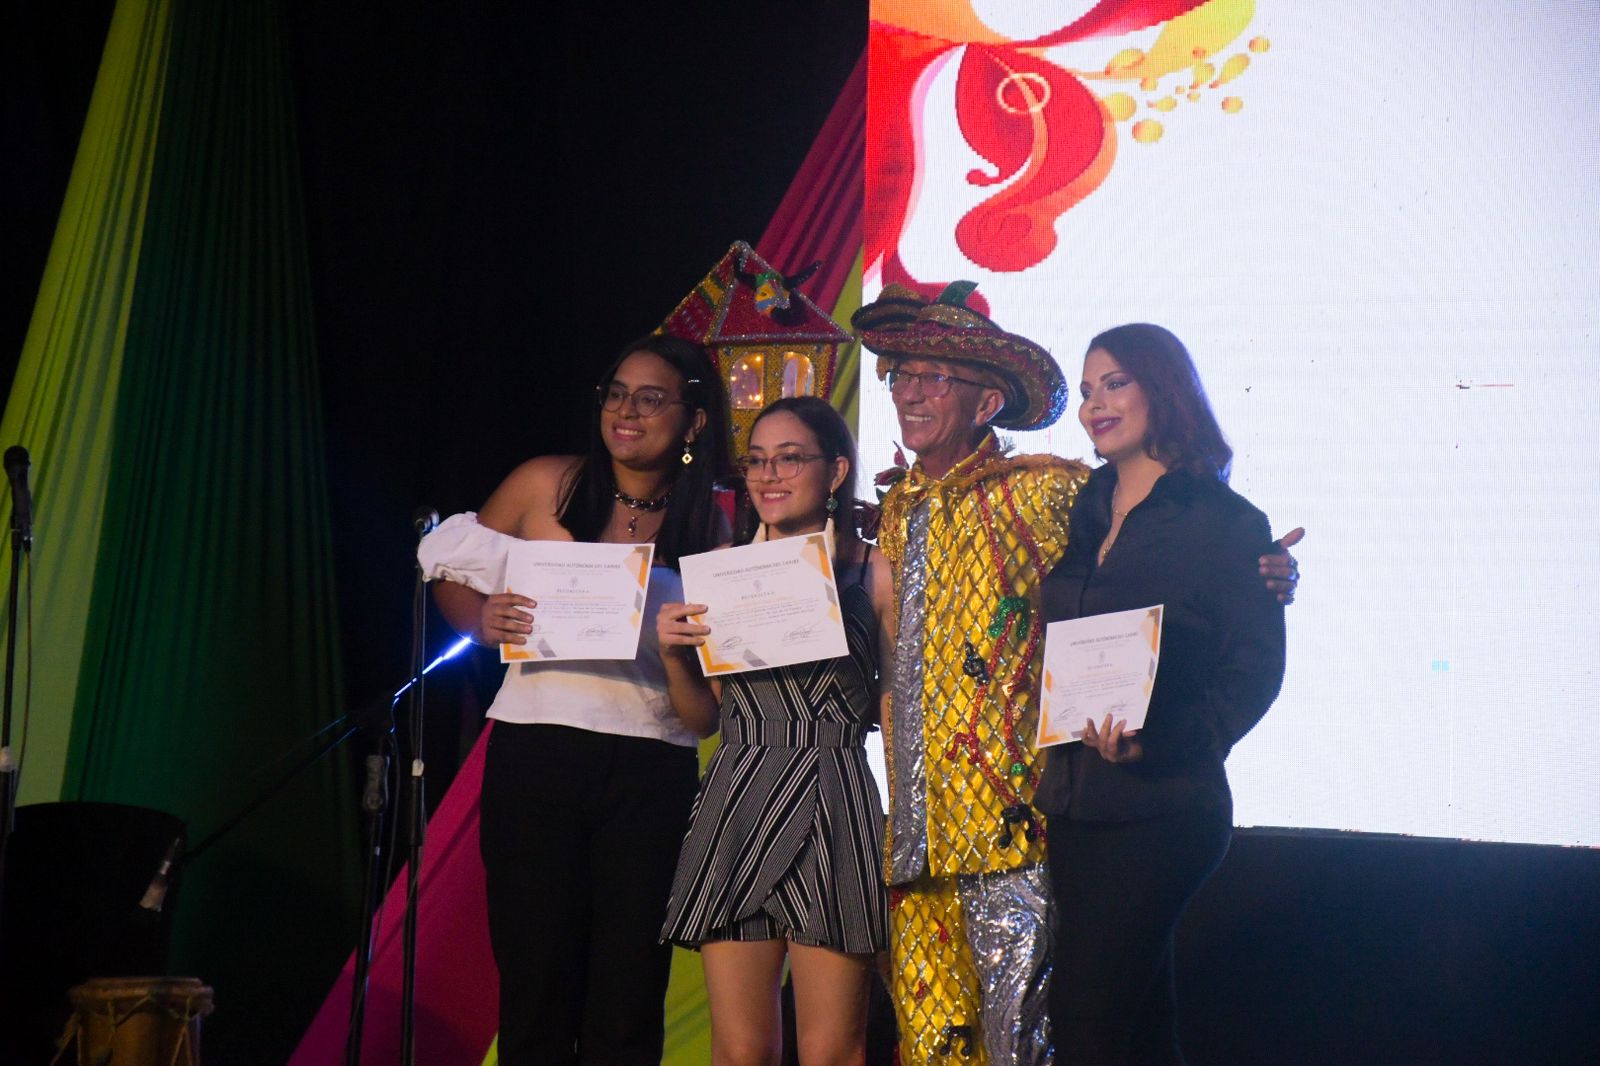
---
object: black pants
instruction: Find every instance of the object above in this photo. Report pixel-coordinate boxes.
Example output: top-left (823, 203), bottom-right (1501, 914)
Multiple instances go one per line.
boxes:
top-left (479, 722), bottom-right (699, 1066)
top-left (1046, 804), bottom-right (1233, 1066)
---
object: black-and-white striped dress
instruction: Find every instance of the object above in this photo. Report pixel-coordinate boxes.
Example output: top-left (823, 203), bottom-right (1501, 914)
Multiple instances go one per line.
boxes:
top-left (660, 550), bottom-right (886, 954)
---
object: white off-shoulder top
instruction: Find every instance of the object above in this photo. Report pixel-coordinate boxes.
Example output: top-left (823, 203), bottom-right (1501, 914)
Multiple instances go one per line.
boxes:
top-left (417, 512), bottom-right (697, 747)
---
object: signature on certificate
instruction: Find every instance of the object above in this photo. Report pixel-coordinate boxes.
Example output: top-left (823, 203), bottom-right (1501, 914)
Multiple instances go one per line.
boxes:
top-left (579, 624), bottom-right (619, 640)
top-left (783, 623), bottom-right (820, 643)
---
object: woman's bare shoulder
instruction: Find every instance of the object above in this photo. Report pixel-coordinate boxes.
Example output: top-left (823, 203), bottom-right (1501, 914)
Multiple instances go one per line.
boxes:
top-left (480, 455), bottom-right (584, 535)
top-left (505, 454), bottom-right (584, 493)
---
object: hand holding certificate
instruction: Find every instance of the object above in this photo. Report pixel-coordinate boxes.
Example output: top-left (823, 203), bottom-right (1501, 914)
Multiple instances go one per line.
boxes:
top-left (500, 541), bottom-right (654, 662)
top-left (678, 532), bottom-right (848, 675)
top-left (1036, 605), bottom-right (1164, 747)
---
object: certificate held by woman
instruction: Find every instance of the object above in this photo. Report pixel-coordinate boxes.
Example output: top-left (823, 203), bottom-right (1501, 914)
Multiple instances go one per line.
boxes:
top-left (679, 531), bottom-right (848, 675)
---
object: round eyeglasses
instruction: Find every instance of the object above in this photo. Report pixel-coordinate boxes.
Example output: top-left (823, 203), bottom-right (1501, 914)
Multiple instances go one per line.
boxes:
top-left (884, 367), bottom-right (993, 399)
top-left (736, 453), bottom-right (825, 481)
top-left (596, 382), bottom-right (690, 418)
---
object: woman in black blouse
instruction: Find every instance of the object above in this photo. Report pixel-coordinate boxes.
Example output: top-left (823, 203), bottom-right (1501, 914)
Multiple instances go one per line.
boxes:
top-left (1037, 323), bottom-right (1287, 1064)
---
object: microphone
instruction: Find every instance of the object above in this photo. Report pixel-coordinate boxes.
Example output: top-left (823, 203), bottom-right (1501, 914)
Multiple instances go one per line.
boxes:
top-left (413, 506), bottom-right (440, 537)
top-left (4, 445), bottom-right (32, 546)
top-left (139, 835), bottom-right (184, 913)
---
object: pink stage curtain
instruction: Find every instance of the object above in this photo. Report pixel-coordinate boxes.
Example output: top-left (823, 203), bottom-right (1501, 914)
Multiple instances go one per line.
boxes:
top-left (289, 49), bottom-right (865, 1066)
top-left (760, 50), bottom-right (866, 428)
top-left (758, 50), bottom-right (864, 314)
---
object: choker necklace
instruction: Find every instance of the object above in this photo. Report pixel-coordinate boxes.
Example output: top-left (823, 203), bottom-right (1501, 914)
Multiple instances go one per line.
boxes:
top-left (615, 488), bottom-right (671, 538)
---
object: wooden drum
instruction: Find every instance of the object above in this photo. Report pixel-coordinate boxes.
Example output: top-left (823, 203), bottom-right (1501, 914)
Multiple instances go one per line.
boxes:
top-left (57, 977), bottom-right (214, 1066)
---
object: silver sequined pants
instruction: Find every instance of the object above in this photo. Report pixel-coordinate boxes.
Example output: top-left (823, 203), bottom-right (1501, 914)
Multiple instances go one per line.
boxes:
top-left (891, 863), bottom-right (1055, 1065)
top-left (961, 864), bottom-right (1055, 1065)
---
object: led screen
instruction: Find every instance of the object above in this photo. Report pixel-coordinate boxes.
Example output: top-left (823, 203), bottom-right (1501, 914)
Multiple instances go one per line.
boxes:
top-left (859, 1), bottom-right (1600, 846)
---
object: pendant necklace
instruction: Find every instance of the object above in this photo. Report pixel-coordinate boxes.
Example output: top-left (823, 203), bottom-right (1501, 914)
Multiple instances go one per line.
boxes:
top-left (615, 488), bottom-right (671, 538)
top-left (1100, 503), bottom-right (1130, 565)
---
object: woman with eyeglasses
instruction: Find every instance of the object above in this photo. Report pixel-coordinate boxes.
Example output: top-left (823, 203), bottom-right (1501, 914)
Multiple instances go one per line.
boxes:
top-left (655, 396), bottom-right (895, 1066)
top-left (417, 334), bottom-right (732, 1065)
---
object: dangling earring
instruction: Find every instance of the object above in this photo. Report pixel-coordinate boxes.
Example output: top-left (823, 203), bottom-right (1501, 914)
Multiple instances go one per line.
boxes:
top-left (826, 494), bottom-right (838, 514)
top-left (681, 438), bottom-right (694, 466)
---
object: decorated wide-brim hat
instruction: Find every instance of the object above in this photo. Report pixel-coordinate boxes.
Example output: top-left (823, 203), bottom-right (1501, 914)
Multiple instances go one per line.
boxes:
top-left (852, 281), bottom-right (1068, 431)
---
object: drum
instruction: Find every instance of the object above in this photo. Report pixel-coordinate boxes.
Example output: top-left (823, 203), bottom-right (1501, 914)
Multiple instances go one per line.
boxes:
top-left (57, 977), bottom-right (213, 1066)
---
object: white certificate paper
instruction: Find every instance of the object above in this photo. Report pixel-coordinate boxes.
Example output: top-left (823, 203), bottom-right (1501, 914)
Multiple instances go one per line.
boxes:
top-left (1036, 605), bottom-right (1164, 747)
top-left (500, 541), bottom-right (654, 663)
top-left (678, 532), bottom-right (848, 676)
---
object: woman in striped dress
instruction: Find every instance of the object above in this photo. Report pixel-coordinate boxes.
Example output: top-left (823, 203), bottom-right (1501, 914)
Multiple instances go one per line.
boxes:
top-left (657, 397), bottom-right (894, 1066)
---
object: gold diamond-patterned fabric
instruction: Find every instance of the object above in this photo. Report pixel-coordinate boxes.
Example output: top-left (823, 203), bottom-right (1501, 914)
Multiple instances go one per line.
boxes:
top-left (890, 876), bottom-right (987, 1066)
top-left (880, 435), bottom-right (1088, 878)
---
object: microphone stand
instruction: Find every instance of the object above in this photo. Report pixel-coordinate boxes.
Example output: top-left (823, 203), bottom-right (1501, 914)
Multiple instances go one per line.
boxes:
top-left (340, 507), bottom-right (442, 1066)
top-left (344, 694), bottom-right (395, 1066)
top-left (0, 460), bottom-right (31, 937)
top-left (398, 508), bottom-right (436, 1066)
top-left (341, 636), bottom-right (469, 1064)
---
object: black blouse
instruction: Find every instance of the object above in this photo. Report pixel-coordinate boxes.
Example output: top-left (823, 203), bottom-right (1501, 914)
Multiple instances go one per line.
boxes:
top-left (1035, 464), bottom-right (1286, 823)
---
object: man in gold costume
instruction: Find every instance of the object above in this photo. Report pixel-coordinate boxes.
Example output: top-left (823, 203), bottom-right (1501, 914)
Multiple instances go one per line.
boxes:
top-left (857, 283), bottom-right (1085, 1065)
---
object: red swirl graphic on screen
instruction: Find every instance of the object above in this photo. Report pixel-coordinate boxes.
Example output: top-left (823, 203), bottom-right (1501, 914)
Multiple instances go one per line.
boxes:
top-left (868, 0), bottom-right (1264, 292)
top-left (952, 44), bottom-right (1113, 273)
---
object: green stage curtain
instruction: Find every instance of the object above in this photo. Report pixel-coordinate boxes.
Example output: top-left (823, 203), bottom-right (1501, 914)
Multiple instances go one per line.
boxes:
top-left (1, 0), bottom-right (172, 807)
top-left (24, 0), bottom-right (358, 1058)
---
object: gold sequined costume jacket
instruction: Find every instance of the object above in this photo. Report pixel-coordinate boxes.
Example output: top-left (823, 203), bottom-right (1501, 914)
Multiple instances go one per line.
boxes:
top-left (879, 433), bottom-right (1088, 880)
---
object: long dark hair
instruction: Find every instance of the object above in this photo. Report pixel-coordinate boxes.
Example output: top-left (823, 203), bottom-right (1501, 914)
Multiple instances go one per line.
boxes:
top-left (558, 333), bottom-right (732, 566)
top-left (1087, 323), bottom-right (1233, 481)
top-left (738, 396), bottom-right (860, 551)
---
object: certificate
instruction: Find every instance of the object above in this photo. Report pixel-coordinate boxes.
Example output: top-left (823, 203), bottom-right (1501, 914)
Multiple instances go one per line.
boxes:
top-left (679, 532), bottom-right (848, 676)
top-left (500, 541), bottom-right (654, 663)
top-left (1036, 605), bottom-right (1164, 747)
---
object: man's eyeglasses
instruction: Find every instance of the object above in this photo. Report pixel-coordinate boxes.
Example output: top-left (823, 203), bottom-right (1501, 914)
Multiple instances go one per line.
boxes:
top-left (596, 382), bottom-right (690, 418)
top-left (884, 368), bottom-right (992, 399)
top-left (735, 453), bottom-right (825, 481)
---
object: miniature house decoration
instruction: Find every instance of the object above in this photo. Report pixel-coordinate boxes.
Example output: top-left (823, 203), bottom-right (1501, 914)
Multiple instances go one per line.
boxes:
top-left (660, 241), bottom-right (852, 443)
